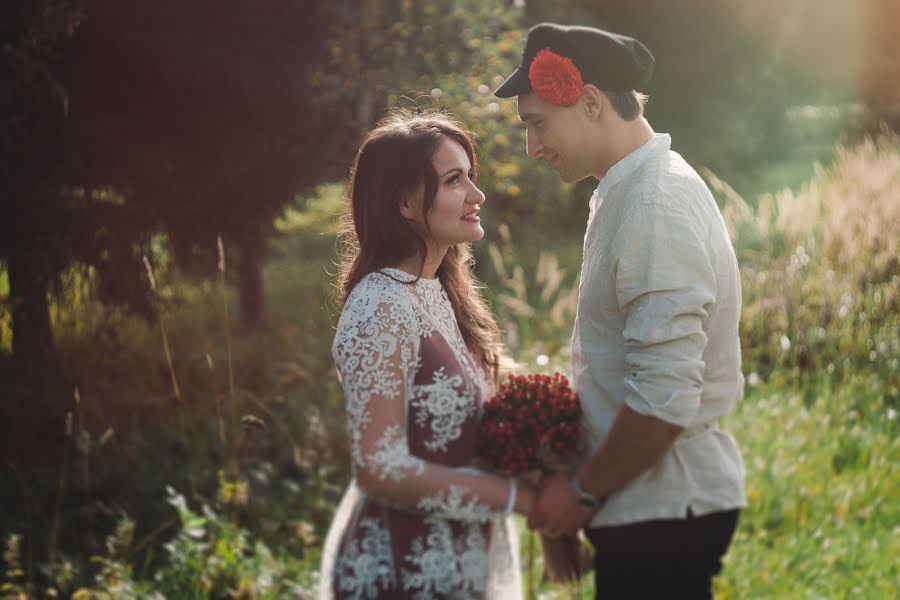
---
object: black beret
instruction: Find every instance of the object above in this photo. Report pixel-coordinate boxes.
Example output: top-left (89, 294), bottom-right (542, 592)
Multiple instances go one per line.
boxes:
top-left (494, 23), bottom-right (655, 98)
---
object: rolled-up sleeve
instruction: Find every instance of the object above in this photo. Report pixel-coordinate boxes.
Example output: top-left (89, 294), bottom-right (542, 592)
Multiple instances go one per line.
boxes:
top-left (611, 203), bottom-right (716, 427)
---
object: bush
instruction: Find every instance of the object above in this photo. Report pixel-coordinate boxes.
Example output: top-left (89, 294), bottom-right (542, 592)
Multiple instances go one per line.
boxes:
top-left (707, 134), bottom-right (899, 387)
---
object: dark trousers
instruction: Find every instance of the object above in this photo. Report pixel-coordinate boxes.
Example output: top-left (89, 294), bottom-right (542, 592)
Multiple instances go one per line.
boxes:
top-left (585, 509), bottom-right (740, 600)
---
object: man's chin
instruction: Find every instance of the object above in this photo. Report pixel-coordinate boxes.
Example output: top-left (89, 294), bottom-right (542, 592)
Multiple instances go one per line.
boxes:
top-left (549, 162), bottom-right (588, 183)
top-left (558, 171), bottom-right (585, 184)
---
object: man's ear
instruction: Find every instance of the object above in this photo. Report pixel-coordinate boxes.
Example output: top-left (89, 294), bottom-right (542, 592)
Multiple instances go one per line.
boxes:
top-left (582, 85), bottom-right (604, 120)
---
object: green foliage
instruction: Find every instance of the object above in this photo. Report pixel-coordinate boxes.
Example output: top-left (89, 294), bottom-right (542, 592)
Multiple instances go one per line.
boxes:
top-left (483, 223), bottom-right (580, 363)
top-left (151, 487), bottom-right (314, 599)
top-left (717, 376), bottom-right (899, 598)
top-left (711, 135), bottom-right (900, 386)
top-left (317, 0), bottom-right (590, 234)
top-left (70, 517), bottom-right (158, 600)
top-left (1, 534), bottom-right (29, 599)
top-left (1, 490), bottom-right (319, 599)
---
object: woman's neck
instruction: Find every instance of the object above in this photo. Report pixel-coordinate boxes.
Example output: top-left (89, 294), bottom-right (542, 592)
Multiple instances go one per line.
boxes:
top-left (393, 245), bottom-right (447, 280)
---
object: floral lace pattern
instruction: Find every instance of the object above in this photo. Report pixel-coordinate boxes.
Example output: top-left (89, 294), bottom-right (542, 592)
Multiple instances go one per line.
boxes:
top-left (411, 367), bottom-right (476, 453)
top-left (334, 518), bottom-right (396, 599)
top-left (370, 424), bottom-right (427, 481)
top-left (334, 281), bottom-right (421, 472)
top-left (321, 269), bottom-right (521, 599)
top-left (417, 484), bottom-right (498, 523)
top-left (401, 521), bottom-right (489, 599)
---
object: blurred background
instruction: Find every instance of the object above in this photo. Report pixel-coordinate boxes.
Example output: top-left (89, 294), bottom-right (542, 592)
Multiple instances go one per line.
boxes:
top-left (1, 0), bottom-right (897, 597)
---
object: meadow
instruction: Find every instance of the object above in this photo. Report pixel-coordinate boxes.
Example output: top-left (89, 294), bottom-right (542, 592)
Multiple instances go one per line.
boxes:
top-left (1, 134), bottom-right (897, 599)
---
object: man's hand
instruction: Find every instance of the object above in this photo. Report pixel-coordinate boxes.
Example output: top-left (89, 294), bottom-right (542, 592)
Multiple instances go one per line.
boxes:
top-left (527, 405), bottom-right (683, 539)
top-left (527, 471), bottom-right (595, 538)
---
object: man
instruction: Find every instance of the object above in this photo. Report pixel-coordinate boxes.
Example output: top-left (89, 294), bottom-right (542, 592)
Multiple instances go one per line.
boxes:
top-left (494, 23), bottom-right (746, 599)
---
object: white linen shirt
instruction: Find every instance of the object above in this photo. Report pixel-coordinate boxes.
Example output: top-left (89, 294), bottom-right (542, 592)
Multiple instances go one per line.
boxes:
top-left (573, 133), bottom-right (747, 527)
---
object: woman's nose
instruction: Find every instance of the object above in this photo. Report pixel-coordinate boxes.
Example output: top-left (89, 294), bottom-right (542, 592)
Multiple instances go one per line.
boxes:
top-left (468, 182), bottom-right (486, 205)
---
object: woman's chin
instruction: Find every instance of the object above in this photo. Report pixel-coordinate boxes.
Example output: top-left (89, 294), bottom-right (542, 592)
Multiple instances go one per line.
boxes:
top-left (436, 227), bottom-right (484, 247)
top-left (453, 225), bottom-right (484, 243)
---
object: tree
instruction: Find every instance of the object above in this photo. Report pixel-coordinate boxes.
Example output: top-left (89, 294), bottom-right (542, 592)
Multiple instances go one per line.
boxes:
top-left (0, 0), bottom-right (530, 391)
top-left (59, 0), bottom-right (355, 327)
top-left (0, 1), bottom-right (150, 384)
top-left (60, 0), bottom-right (527, 328)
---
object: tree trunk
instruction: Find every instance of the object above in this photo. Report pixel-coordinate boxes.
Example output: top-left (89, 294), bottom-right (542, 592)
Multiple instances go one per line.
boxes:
top-left (4, 247), bottom-right (68, 462)
top-left (238, 229), bottom-right (265, 328)
top-left (8, 247), bottom-right (57, 375)
top-left (863, 0), bottom-right (900, 132)
top-left (355, 0), bottom-right (380, 128)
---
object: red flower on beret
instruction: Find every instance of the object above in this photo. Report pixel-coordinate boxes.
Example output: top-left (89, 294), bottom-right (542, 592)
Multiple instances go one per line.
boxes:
top-left (528, 47), bottom-right (584, 106)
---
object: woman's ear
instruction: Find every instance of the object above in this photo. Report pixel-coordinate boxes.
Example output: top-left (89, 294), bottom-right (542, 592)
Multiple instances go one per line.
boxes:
top-left (398, 195), bottom-right (417, 220)
top-left (399, 185), bottom-right (425, 221)
top-left (582, 85), bottom-right (604, 120)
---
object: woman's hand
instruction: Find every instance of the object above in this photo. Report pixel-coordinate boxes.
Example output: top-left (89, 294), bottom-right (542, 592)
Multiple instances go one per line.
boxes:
top-left (514, 481), bottom-right (539, 518)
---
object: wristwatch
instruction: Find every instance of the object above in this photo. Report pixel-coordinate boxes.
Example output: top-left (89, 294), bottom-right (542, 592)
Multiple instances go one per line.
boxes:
top-left (570, 467), bottom-right (605, 512)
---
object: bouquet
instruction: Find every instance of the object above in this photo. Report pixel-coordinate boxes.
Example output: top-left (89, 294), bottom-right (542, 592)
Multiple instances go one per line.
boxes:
top-left (476, 372), bottom-right (593, 584)
top-left (477, 373), bottom-right (581, 473)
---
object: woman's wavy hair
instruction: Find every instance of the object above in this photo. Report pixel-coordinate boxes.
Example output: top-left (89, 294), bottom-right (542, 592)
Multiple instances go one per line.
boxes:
top-left (335, 110), bottom-right (505, 377)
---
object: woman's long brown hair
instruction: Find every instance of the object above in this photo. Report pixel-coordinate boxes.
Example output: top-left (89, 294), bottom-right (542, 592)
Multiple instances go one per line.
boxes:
top-left (335, 110), bottom-right (504, 377)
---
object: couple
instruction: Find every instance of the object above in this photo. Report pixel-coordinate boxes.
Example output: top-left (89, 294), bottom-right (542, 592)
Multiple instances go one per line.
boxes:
top-left (319, 23), bottom-right (745, 600)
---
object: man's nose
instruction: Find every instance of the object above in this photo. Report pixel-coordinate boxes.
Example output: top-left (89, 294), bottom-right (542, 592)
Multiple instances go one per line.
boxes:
top-left (526, 130), bottom-right (544, 159)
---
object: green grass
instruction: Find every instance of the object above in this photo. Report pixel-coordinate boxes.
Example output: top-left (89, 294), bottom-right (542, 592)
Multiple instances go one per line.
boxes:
top-left (717, 377), bottom-right (898, 599)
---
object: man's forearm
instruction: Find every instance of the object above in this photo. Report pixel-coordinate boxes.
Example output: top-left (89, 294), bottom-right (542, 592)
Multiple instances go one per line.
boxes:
top-left (576, 404), bottom-right (683, 500)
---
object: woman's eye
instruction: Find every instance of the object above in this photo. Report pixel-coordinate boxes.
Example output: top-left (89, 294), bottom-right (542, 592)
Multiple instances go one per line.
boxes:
top-left (447, 175), bottom-right (460, 184)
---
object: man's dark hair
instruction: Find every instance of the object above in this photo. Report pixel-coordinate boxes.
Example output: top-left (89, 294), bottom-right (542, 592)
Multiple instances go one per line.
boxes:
top-left (605, 90), bottom-right (649, 121)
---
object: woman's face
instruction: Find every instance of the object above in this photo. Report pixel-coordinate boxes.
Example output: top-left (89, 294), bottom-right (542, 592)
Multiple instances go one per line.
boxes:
top-left (402, 136), bottom-right (486, 250)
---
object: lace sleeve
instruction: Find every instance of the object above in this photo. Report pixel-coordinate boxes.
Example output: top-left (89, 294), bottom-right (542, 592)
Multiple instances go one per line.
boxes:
top-left (333, 282), bottom-right (512, 522)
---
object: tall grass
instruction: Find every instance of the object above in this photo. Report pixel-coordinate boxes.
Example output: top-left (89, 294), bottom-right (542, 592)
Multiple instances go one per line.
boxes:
top-left (3, 229), bottom-right (343, 597)
top-left (710, 134), bottom-right (899, 385)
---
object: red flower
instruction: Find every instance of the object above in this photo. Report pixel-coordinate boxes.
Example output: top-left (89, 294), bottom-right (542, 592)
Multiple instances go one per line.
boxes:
top-left (528, 47), bottom-right (584, 106)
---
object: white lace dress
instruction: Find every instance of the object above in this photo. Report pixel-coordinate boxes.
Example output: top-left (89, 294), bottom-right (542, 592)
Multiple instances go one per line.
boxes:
top-left (319, 268), bottom-right (522, 599)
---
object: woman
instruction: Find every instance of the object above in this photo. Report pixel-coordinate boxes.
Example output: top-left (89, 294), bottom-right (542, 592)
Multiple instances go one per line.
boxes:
top-left (319, 111), bottom-right (533, 599)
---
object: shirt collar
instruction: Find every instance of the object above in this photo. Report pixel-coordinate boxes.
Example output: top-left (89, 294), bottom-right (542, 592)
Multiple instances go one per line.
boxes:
top-left (590, 133), bottom-right (671, 215)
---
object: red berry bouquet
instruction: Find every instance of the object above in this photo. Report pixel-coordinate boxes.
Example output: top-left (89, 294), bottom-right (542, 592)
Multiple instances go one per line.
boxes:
top-left (477, 372), bottom-right (581, 475)
top-left (476, 372), bottom-right (592, 584)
